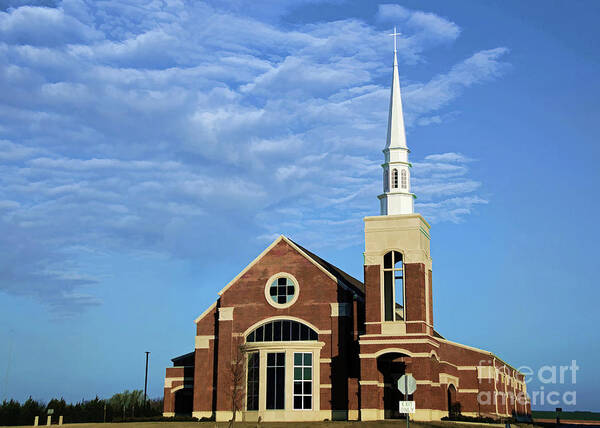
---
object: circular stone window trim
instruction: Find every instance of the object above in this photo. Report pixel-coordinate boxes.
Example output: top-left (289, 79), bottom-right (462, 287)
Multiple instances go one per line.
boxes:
top-left (264, 272), bottom-right (300, 309)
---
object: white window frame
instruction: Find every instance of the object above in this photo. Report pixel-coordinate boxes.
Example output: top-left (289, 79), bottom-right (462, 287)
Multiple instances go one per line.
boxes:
top-left (293, 352), bottom-right (313, 411)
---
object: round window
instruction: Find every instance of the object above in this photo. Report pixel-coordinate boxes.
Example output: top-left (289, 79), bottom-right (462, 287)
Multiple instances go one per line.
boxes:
top-left (265, 273), bottom-right (299, 308)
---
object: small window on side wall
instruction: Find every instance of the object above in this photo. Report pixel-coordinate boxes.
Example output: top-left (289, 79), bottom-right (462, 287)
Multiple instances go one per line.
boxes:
top-left (392, 169), bottom-right (398, 189)
top-left (401, 169), bottom-right (407, 189)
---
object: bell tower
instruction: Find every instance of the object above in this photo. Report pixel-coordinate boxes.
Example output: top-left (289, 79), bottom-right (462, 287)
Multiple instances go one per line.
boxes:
top-left (378, 27), bottom-right (415, 216)
top-left (363, 29), bottom-right (433, 337)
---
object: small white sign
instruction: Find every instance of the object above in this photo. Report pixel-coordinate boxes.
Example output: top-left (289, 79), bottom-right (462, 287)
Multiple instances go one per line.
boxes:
top-left (399, 401), bottom-right (416, 414)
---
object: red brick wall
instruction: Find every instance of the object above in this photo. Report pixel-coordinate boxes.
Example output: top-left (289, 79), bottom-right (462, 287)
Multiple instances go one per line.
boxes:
top-left (180, 239), bottom-right (362, 415)
top-left (193, 341), bottom-right (215, 412)
top-left (364, 264), bottom-right (380, 334)
top-left (404, 263), bottom-right (426, 325)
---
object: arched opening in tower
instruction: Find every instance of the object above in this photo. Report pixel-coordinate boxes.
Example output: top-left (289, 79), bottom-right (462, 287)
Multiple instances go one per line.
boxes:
top-left (376, 352), bottom-right (410, 419)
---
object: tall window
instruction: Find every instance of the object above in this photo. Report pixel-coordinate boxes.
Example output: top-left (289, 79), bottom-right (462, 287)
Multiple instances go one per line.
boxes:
top-left (266, 352), bottom-right (285, 410)
top-left (383, 251), bottom-right (404, 321)
top-left (383, 168), bottom-right (389, 192)
top-left (247, 352), bottom-right (259, 411)
top-left (392, 169), bottom-right (398, 188)
top-left (293, 353), bottom-right (312, 410)
top-left (401, 169), bottom-right (407, 189)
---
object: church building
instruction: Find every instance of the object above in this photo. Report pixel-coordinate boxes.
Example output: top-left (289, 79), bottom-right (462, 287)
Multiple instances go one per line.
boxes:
top-left (163, 37), bottom-right (532, 422)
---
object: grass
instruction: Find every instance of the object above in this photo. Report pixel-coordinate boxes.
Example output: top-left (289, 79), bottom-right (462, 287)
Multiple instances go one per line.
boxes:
top-left (0, 422), bottom-right (538, 428)
top-left (531, 410), bottom-right (600, 421)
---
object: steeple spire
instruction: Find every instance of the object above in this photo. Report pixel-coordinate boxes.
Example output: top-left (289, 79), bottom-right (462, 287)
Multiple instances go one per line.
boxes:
top-left (386, 27), bottom-right (407, 150)
top-left (378, 28), bottom-right (415, 216)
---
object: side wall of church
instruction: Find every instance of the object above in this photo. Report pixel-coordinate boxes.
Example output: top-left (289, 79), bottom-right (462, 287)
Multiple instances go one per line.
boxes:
top-left (359, 337), bottom-right (530, 421)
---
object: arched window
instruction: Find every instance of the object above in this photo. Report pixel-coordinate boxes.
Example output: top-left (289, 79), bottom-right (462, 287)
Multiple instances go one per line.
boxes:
top-left (246, 319), bottom-right (318, 342)
top-left (383, 251), bottom-right (404, 322)
top-left (447, 384), bottom-right (459, 417)
top-left (392, 169), bottom-right (398, 189)
top-left (401, 169), bottom-right (407, 189)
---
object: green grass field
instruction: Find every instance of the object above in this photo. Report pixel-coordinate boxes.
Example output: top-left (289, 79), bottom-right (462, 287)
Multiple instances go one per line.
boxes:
top-left (1, 422), bottom-right (533, 428)
top-left (532, 410), bottom-right (600, 421)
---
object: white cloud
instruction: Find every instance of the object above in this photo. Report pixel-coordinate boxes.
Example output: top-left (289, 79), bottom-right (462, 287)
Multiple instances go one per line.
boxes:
top-left (377, 4), bottom-right (460, 63)
top-left (403, 47), bottom-right (510, 117)
top-left (0, 1), bottom-right (506, 314)
top-left (424, 152), bottom-right (473, 163)
top-left (0, 5), bottom-right (101, 46)
top-left (0, 139), bottom-right (39, 160)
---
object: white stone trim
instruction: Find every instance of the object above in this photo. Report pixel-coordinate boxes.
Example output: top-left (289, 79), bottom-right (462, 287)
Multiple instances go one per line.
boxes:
top-left (264, 272), bottom-right (300, 309)
top-left (218, 307), bottom-right (234, 321)
top-left (217, 236), bottom-right (287, 297)
top-left (242, 341), bottom-right (325, 352)
top-left (359, 347), bottom-right (412, 358)
top-left (330, 302), bottom-right (351, 317)
top-left (164, 377), bottom-right (193, 388)
top-left (358, 338), bottom-right (439, 347)
top-left (477, 365), bottom-right (496, 379)
top-left (193, 301), bottom-right (217, 324)
top-left (216, 235), bottom-right (361, 299)
top-left (170, 384), bottom-right (193, 393)
top-left (439, 373), bottom-right (459, 388)
top-left (437, 338), bottom-right (521, 373)
top-left (241, 316), bottom-right (330, 338)
top-left (415, 380), bottom-right (440, 387)
top-left (359, 380), bottom-right (385, 387)
top-left (242, 345), bottom-right (323, 419)
top-left (195, 335), bottom-right (214, 349)
top-left (191, 411), bottom-right (212, 419)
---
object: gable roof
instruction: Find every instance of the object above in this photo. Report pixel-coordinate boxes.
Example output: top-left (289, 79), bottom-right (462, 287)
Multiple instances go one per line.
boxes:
top-left (290, 239), bottom-right (364, 296)
top-left (216, 235), bottom-right (364, 298)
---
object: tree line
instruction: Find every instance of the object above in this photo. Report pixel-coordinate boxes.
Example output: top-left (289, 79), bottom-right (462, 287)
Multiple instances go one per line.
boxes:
top-left (0, 390), bottom-right (163, 426)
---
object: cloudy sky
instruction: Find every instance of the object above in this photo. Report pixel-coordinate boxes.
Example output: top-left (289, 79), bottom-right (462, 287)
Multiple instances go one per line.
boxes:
top-left (1, 0), bottom-right (599, 411)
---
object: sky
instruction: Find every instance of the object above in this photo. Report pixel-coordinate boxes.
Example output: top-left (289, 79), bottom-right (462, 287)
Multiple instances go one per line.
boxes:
top-left (0, 0), bottom-right (599, 412)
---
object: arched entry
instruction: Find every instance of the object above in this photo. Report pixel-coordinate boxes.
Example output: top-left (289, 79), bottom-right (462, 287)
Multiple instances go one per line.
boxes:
top-left (173, 387), bottom-right (193, 415)
top-left (447, 384), bottom-right (459, 417)
top-left (377, 352), bottom-right (410, 419)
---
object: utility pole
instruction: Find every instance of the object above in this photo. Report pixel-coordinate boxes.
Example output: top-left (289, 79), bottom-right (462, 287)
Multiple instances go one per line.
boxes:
top-left (144, 352), bottom-right (150, 404)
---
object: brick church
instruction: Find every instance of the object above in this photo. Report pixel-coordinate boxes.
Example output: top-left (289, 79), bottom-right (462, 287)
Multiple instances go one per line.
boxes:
top-left (163, 37), bottom-right (532, 422)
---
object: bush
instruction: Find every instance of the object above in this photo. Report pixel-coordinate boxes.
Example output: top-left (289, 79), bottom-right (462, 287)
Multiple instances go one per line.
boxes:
top-left (0, 392), bottom-right (164, 426)
top-left (442, 414), bottom-right (498, 424)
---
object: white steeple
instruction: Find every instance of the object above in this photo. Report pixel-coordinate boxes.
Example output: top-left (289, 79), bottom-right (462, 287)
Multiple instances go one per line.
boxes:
top-left (378, 27), bottom-right (415, 216)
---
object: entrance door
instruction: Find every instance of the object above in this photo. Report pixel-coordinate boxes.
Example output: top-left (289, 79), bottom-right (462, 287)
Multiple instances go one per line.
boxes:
top-left (377, 353), bottom-right (408, 419)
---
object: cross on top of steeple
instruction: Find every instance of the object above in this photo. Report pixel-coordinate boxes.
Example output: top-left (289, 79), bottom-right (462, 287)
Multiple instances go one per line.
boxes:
top-left (389, 26), bottom-right (401, 53)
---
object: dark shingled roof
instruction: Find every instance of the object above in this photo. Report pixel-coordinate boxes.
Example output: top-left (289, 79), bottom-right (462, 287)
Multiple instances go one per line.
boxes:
top-left (432, 329), bottom-right (445, 339)
top-left (171, 351), bottom-right (194, 366)
top-left (290, 239), bottom-right (365, 296)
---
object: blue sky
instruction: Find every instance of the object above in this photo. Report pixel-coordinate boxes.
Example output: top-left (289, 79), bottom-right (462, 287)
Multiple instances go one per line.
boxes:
top-left (0, 0), bottom-right (599, 412)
